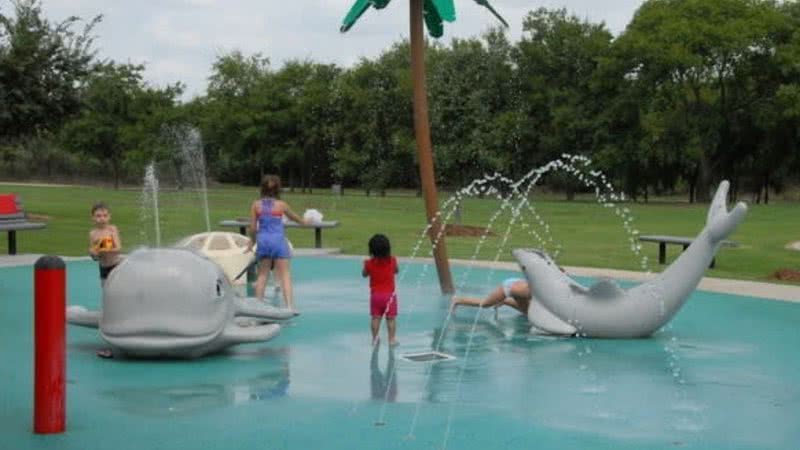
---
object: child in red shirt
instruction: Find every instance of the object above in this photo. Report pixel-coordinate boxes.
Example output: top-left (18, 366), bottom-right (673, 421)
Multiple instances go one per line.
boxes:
top-left (362, 234), bottom-right (399, 346)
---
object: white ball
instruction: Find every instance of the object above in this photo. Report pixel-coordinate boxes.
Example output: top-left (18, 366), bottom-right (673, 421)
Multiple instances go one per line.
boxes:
top-left (303, 209), bottom-right (323, 224)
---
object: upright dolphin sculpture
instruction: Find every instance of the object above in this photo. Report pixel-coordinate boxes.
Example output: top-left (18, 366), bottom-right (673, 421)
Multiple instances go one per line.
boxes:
top-left (67, 248), bottom-right (297, 358)
top-left (513, 180), bottom-right (747, 338)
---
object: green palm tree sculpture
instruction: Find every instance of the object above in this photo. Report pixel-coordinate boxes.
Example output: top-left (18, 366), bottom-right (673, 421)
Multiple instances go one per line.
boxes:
top-left (340, 0), bottom-right (508, 294)
top-left (341, 0), bottom-right (508, 37)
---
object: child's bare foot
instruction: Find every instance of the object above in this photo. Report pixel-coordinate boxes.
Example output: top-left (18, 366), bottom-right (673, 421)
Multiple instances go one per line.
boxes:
top-left (372, 336), bottom-right (380, 346)
top-left (389, 340), bottom-right (399, 347)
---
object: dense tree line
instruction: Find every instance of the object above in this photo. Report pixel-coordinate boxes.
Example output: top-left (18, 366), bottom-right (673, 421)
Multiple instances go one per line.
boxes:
top-left (1, 0), bottom-right (798, 202)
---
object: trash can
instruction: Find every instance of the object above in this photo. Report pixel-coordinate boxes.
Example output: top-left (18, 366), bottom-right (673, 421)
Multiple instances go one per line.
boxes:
top-left (331, 184), bottom-right (342, 196)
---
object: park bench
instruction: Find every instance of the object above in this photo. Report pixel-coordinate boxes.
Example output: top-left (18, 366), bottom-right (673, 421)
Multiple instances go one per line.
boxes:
top-left (639, 235), bottom-right (738, 269)
top-left (219, 218), bottom-right (340, 249)
top-left (0, 193), bottom-right (47, 255)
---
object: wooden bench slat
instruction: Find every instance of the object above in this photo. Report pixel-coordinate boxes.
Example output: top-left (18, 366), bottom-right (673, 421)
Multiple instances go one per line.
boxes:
top-left (0, 221), bottom-right (47, 231)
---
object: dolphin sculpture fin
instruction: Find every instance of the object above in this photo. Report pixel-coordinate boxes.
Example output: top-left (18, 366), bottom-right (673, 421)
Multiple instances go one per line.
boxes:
top-left (568, 283), bottom-right (589, 295)
top-left (586, 278), bottom-right (625, 299)
top-left (527, 299), bottom-right (577, 335)
top-left (66, 305), bottom-right (100, 328)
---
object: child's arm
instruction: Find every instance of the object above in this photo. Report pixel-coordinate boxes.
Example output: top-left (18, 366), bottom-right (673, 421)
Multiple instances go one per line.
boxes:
top-left (283, 204), bottom-right (306, 225)
top-left (362, 260), bottom-right (369, 278)
top-left (88, 231), bottom-right (98, 257)
top-left (109, 225), bottom-right (122, 252)
top-left (246, 201), bottom-right (258, 252)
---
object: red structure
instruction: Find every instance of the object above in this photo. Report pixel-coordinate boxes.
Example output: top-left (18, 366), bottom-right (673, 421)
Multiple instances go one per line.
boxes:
top-left (33, 255), bottom-right (66, 434)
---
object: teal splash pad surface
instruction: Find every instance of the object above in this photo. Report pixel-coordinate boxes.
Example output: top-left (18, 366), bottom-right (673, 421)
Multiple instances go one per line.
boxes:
top-left (2, 257), bottom-right (799, 450)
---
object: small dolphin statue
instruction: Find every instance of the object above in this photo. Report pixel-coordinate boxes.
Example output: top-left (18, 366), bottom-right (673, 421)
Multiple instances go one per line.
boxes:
top-left (514, 180), bottom-right (747, 338)
top-left (67, 247), bottom-right (297, 358)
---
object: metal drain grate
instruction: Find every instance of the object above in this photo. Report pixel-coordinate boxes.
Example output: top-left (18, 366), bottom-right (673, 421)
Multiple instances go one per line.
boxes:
top-left (399, 351), bottom-right (456, 363)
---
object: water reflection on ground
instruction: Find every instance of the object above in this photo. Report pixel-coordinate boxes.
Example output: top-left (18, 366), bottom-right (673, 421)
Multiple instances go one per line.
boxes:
top-left (370, 345), bottom-right (397, 402)
top-left (102, 347), bottom-right (291, 416)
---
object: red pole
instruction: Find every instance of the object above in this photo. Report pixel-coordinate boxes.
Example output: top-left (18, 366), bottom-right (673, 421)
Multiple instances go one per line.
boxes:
top-left (34, 255), bottom-right (66, 434)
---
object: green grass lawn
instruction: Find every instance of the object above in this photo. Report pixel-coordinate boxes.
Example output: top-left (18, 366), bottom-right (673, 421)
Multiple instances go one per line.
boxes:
top-left (2, 183), bottom-right (798, 283)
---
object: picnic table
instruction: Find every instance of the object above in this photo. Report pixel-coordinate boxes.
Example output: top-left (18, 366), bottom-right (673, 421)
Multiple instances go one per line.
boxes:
top-left (0, 194), bottom-right (47, 255)
top-left (219, 219), bottom-right (340, 249)
top-left (639, 234), bottom-right (738, 269)
top-left (0, 221), bottom-right (47, 255)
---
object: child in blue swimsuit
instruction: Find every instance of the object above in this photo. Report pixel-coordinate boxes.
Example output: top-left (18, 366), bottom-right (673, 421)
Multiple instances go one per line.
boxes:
top-left (246, 175), bottom-right (306, 310)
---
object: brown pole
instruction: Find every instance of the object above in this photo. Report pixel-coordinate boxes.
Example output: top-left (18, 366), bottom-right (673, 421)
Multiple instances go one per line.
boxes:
top-left (409, 0), bottom-right (454, 294)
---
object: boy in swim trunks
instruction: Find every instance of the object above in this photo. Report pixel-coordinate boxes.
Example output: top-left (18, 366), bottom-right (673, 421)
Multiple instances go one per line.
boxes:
top-left (88, 202), bottom-right (122, 286)
top-left (89, 202), bottom-right (122, 359)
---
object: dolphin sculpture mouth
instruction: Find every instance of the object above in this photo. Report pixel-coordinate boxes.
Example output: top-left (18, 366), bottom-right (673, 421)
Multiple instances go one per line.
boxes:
top-left (514, 180), bottom-right (747, 338)
top-left (100, 330), bottom-right (224, 351)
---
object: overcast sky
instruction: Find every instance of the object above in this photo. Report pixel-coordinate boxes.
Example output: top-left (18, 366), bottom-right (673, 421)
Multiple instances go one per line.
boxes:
top-left (26, 0), bottom-right (645, 100)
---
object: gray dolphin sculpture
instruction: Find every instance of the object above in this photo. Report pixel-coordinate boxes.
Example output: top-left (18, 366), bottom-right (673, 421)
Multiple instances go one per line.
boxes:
top-left (66, 248), bottom-right (297, 358)
top-left (513, 180), bottom-right (747, 338)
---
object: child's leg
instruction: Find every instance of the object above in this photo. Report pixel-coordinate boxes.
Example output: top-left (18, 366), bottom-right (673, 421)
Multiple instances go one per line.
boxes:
top-left (503, 298), bottom-right (522, 312)
top-left (452, 286), bottom-right (506, 308)
top-left (274, 259), bottom-right (294, 309)
top-left (254, 258), bottom-right (272, 300)
top-left (386, 318), bottom-right (397, 345)
top-left (270, 259), bottom-right (280, 295)
top-left (371, 316), bottom-right (381, 345)
top-left (508, 281), bottom-right (532, 314)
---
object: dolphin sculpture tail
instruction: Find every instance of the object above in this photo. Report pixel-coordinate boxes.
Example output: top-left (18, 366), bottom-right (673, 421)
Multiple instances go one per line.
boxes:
top-left (222, 322), bottom-right (281, 344)
top-left (234, 298), bottom-right (299, 321)
top-left (66, 305), bottom-right (100, 328)
top-left (515, 180), bottom-right (747, 338)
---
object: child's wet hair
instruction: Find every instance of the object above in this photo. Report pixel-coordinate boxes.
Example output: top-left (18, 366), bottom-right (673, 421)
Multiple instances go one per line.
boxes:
top-left (368, 234), bottom-right (391, 258)
top-left (260, 175), bottom-right (282, 198)
top-left (91, 202), bottom-right (109, 214)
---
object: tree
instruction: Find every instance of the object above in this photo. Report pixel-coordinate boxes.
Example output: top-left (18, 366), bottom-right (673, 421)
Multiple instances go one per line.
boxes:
top-left (200, 51), bottom-right (281, 184)
top-left (0, 0), bottom-right (100, 142)
top-left (428, 31), bottom-right (517, 187)
top-left (733, 0), bottom-right (800, 202)
top-left (61, 62), bottom-right (183, 188)
top-left (617, 0), bottom-right (782, 201)
top-left (514, 8), bottom-right (613, 199)
top-left (333, 47), bottom-right (415, 195)
top-left (272, 60), bottom-right (342, 192)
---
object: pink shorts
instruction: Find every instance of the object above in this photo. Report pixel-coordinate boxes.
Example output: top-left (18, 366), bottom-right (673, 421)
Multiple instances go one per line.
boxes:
top-left (370, 292), bottom-right (398, 318)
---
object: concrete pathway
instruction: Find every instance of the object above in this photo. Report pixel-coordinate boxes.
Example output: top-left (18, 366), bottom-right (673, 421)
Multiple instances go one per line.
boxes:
top-left (408, 257), bottom-right (800, 303)
top-left (3, 252), bottom-right (797, 303)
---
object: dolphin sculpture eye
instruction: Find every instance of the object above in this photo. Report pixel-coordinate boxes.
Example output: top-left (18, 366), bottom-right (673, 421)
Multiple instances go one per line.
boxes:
top-left (216, 279), bottom-right (223, 298)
